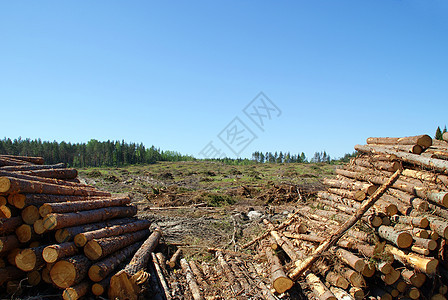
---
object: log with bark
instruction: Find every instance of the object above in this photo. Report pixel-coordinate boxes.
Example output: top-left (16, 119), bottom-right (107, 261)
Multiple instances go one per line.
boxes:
top-left (62, 281), bottom-right (90, 300)
top-left (108, 227), bottom-right (162, 300)
top-left (153, 252), bottom-right (172, 300)
top-left (43, 242), bottom-right (79, 263)
top-left (15, 246), bottom-right (46, 272)
top-left (366, 135), bottom-right (432, 148)
top-left (167, 248), bottom-right (182, 268)
top-left (264, 242), bottom-right (293, 293)
top-left (181, 258), bottom-right (204, 300)
top-left (50, 254), bottom-right (92, 288)
top-left (0, 155), bottom-right (44, 165)
top-left (0, 216), bottom-right (22, 234)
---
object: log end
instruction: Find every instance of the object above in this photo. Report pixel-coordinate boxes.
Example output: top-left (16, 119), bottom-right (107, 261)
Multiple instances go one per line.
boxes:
top-left (273, 277), bottom-right (294, 294)
top-left (33, 219), bottom-right (47, 235)
top-left (84, 240), bottom-right (103, 260)
top-left (74, 234), bottom-right (88, 247)
top-left (42, 246), bottom-right (58, 263)
top-left (15, 249), bottom-right (37, 272)
top-left (63, 287), bottom-right (81, 300)
top-left (15, 224), bottom-right (32, 243)
top-left (39, 204), bottom-right (52, 218)
top-left (11, 194), bottom-right (25, 209)
top-left (22, 205), bottom-right (40, 225)
top-left (0, 177), bottom-right (11, 193)
top-left (88, 265), bottom-right (104, 282)
top-left (418, 135), bottom-right (433, 148)
top-left (92, 283), bottom-right (105, 296)
top-left (43, 215), bottom-right (58, 231)
top-left (397, 232), bottom-right (413, 249)
top-left (55, 229), bottom-right (70, 243)
top-left (50, 260), bottom-right (76, 288)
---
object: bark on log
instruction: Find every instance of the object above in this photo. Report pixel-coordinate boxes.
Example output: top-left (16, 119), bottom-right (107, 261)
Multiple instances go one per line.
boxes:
top-left (355, 144), bottom-right (448, 174)
top-left (20, 168), bottom-right (78, 180)
top-left (387, 188), bottom-right (428, 212)
top-left (0, 205), bottom-right (13, 218)
top-left (386, 244), bottom-right (438, 274)
top-left (353, 158), bottom-right (401, 172)
top-left (288, 168), bottom-right (402, 281)
top-left (0, 156), bottom-right (32, 166)
top-left (21, 205), bottom-right (39, 224)
top-left (62, 281), bottom-right (90, 300)
top-left (381, 268), bottom-right (400, 285)
top-left (74, 219), bottom-right (150, 247)
top-left (92, 276), bottom-right (111, 296)
top-left (401, 268), bottom-right (426, 287)
top-left (15, 246), bottom-right (46, 272)
top-left (84, 229), bottom-right (149, 260)
top-left (0, 171), bottom-right (95, 190)
top-left (327, 188), bottom-right (366, 201)
top-left (306, 272), bottom-right (337, 300)
top-left (152, 253), bottom-right (172, 300)
top-left (88, 241), bottom-right (143, 282)
top-left (0, 266), bottom-right (26, 285)
top-left (181, 258), bottom-right (204, 300)
top-left (33, 219), bottom-right (46, 234)
top-left (323, 177), bottom-right (377, 195)
top-left (0, 235), bottom-right (20, 253)
top-left (0, 163), bottom-right (66, 171)
top-left (0, 216), bottom-right (22, 234)
top-left (39, 196), bottom-right (131, 218)
top-left (108, 228), bottom-right (162, 300)
top-left (265, 242), bottom-right (293, 293)
top-left (50, 254), bottom-right (92, 288)
top-left (168, 248), bottom-right (182, 268)
top-left (330, 286), bottom-right (355, 300)
top-left (0, 155), bottom-right (44, 165)
top-left (326, 271), bottom-right (350, 289)
top-left (366, 135), bottom-right (432, 148)
top-left (11, 193), bottom-right (106, 209)
top-left (378, 225), bottom-right (413, 248)
top-left (188, 259), bottom-right (207, 288)
top-left (43, 242), bottom-right (79, 263)
top-left (43, 205), bottom-right (137, 230)
top-left (426, 216), bottom-right (448, 239)
top-left (54, 217), bottom-right (134, 243)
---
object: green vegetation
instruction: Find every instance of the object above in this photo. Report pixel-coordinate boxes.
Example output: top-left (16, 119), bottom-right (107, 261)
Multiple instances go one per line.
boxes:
top-left (435, 125), bottom-right (447, 140)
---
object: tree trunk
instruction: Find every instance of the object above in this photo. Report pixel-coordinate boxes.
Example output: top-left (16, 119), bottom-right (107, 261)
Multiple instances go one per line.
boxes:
top-left (50, 254), bottom-right (92, 288)
top-left (426, 216), bottom-right (448, 239)
top-left (74, 219), bottom-right (150, 247)
top-left (366, 135), bottom-right (432, 148)
top-left (288, 168), bottom-right (402, 281)
top-left (108, 227), bottom-right (162, 300)
top-left (62, 281), bottom-right (90, 300)
top-left (39, 196), bottom-right (131, 218)
top-left (15, 246), bottom-right (46, 272)
top-left (306, 272), bottom-right (337, 300)
top-left (84, 229), bottom-right (149, 260)
top-left (323, 177), bottom-right (377, 195)
top-left (0, 155), bottom-right (44, 165)
top-left (168, 248), bottom-right (182, 268)
top-left (92, 275), bottom-right (111, 296)
top-left (153, 253), bottom-right (172, 300)
top-left (378, 225), bottom-right (413, 248)
top-left (326, 271), bottom-right (350, 289)
top-left (54, 217), bottom-right (134, 243)
top-left (386, 244), bottom-right (438, 274)
top-left (181, 258), bottom-right (204, 300)
top-left (0, 216), bottom-right (22, 234)
top-left (88, 241), bottom-right (143, 282)
top-left (335, 248), bottom-right (365, 272)
top-left (43, 205), bottom-right (137, 230)
top-left (43, 242), bottom-right (79, 263)
top-left (264, 242), bottom-right (293, 293)
top-left (0, 163), bottom-right (66, 171)
top-left (11, 193), bottom-right (107, 209)
top-left (15, 224), bottom-right (37, 243)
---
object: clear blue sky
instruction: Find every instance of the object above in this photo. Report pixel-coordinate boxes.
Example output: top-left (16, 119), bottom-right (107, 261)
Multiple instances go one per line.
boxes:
top-left (1, 1), bottom-right (447, 159)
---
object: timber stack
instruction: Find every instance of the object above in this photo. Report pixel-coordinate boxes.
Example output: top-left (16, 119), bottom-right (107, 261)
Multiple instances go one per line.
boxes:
top-left (241, 134), bottom-right (448, 299)
top-left (0, 155), bottom-right (160, 299)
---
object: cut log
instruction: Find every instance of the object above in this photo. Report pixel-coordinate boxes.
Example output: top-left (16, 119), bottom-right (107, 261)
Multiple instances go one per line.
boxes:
top-left (21, 205), bottom-right (40, 224)
top-left (401, 268), bottom-right (426, 287)
top-left (54, 217), bottom-right (134, 243)
top-left (323, 177), bottom-right (377, 195)
top-left (108, 228), bottom-right (162, 300)
top-left (426, 216), bottom-right (448, 239)
top-left (0, 216), bottom-right (22, 234)
top-left (0, 156), bottom-right (32, 166)
top-left (387, 188), bottom-right (428, 211)
top-left (353, 158), bottom-right (401, 172)
top-left (62, 281), bottom-right (90, 300)
top-left (88, 241), bottom-right (143, 282)
top-left (386, 244), bottom-right (438, 274)
top-left (390, 216), bottom-right (428, 228)
top-left (43, 205), bottom-right (137, 230)
top-left (15, 246), bottom-right (46, 272)
top-left (11, 193), bottom-right (105, 209)
top-left (41, 263), bottom-right (53, 284)
top-left (50, 254), bottom-right (92, 288)
top-left (306, 272), bottom-right (337, 300)
top-left (378, 225), bottom-right (413, 248)
top-left (0, 195), bottom-right (6, 206)
top-left (326, 271), bottom-right (350, 289)
top-left (0, 266), bottom-right (26, 285)
top-left (21, 168), bottom-right (78, 180)
top-left (330, 286), bottom-right (355, 300)
top-left (84, 229), bottom-right (149, 260)
top-left (0, 205), bottom-right (12, 218)
top-left (92, 276), bottom-right (111, 296)
top-left (366, 135), bottom-right (432, 148)
top-left (413, 236), bottom-right (437, 251)
top-left (168, 248), bottom-right (182, 268)
top-left (43, 242), bottom-right (79, 263)
top-left (381, 268), bottom-right (400, 285)
top-left (288, 169), bottom-right (401, 281)
top-left (0, 155), bottom-right (44, 165)
top-left (153, 253), bottom-right (172, 300)
top-left (335, 248), bottom-right (365, 272)
top-left (33, 219), bottom-right (46, 234)
top-left (334, 264), bottom-right (366, 288)
top-left (349, 287), bottom-right (364, 300)
top-left (327, 188), bottom-right (366, 201)
top-left (39, 196), bottom-right (131, 217)
top-left (74, 218), bottom-right (150, 247)
top-left (0, 163), bottom-right (66, 171)
top-left (15, 224), bottom-right (37, 243)
top-left (181, 258), bottom-right (204, 300)
top-left (0, 235), bottom-right (20, 253)
top-left (265, 243), bottom-right (293, 293)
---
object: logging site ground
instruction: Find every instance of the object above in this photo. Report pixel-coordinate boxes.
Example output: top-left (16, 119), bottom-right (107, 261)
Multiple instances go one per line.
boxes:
top-left (78, 161), bottom-right (334, 260)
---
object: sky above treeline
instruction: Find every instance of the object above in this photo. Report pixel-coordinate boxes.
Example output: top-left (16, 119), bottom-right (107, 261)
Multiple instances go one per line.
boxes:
top-left (1, 1), bottom-right (447, 159)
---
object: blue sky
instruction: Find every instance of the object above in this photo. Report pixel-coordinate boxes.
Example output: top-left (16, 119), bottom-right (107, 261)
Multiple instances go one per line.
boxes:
top-left (1, 1), bottom-right (447, 159)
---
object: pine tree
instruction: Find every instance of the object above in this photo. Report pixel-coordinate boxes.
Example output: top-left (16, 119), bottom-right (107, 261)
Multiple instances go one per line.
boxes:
top-left (436, 126), bottom-right (443, 140)
top-left (443, 126), bottom-right (447, 134)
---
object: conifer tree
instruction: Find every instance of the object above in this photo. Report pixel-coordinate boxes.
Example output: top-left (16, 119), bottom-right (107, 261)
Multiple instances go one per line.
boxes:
top-left (436, 126), bottom-right (443, 140)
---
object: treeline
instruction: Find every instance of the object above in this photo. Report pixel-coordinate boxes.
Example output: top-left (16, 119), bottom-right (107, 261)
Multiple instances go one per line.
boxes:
top-left (251, 151), bottom-right (357, 164)
top-left (0, 138), bottom-right (195, 167)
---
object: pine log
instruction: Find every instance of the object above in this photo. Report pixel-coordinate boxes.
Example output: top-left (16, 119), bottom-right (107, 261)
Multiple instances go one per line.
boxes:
top-left (386, 244), bottom-right (438, 274)
top-left (15, 224), bottom-right (37, 243)
top-left (0, 163), bottom-right (66, 171)
top-left (21, 168), bottom-right (78, 180)
top-left (305, 272), bottom-right (337, 300)
top-left (50, 254), bottom-right (92, 288)
top-left (413, 236), bottom-right (437, 251)
top-left (317, 191), bottom-right (360, 209)
top-left (215, 250), bottom-right (238, 289)
top-left (43, 242), bottom-right (79, 263)
top-left (21, 205), bottom-right (40, 224)
top-left (378, 225), bottom-right (413, 248)
top-left (153, 253), bottom-right (172, 300)
top-left (74, 219), bottom-right (150, 247)
top-left (0, 175), bottom-right (109, 196)
top-left (41, 263), bottom-right (53, 284)
top-left (370, 287), bottom-right (393, 300)
top-left (15, 246), bottom-right (46, 271)
top-left (108, 227), bottom-right (162, 300)
top-left (326, 271), bottom-right (350, 289)
top-left (353, 158), bottom-right (401, 172)
top-left (0, 156), bottom-right (32, 166)
top-left (43, 205), bottom-right (137, 230)
top-left (366, 135), bottom-right (432, 148)
top-left (39, 196), bottom-right (131, 217)
top-left (168, 248), bottom-right (182, 268)
top-left (330, 286), bottom-right (355, 300)
top-left (387, 188), bottom-right (428, 211)
top-left (288, 168), bottom-right (402, 281)
top-left (92, 275), bottom-right (111, 296)
top-left (355, 144), bottom-right (448, 174)
top-left (381, 268), bottom-right (400, 285)
top-left (426, 216), bottom-right (448, 239)
top-left (270, 230), bottom-right (301, 261)
top-left (334, 264), bottom-right (366, 287)
top-left (0, 266), bottom-right (26, 285)
top-left (11, 193), bottom-right (105, 209)
top-left (401, 268), bottom-right (426, 287)
top-left (380, 193), bottom-right (412, 215)
top-left (84, 229), bottom-right (149, 260)
top-left (327, 188), bottom-right (366, 201)
top-left (0, 205), bottom-right (13, 218)
top-left (0, 171), bottom-right (95, 190)
top-left (88, 241), bottom-right (143, 282)
top-left (54, 217), bottom-right (134, 243)
top-left (349, 287), bottom-right (365, 300)
top-left (181, 258), bottom-right (204, 300)
top-left (428, 203), bottom-right (448, 220)
top-left (391, 215), bottom-right (429, 228)
top-left (336, 248), bottom-right (365, 272)
top-left (0, 195), bottom-right (6, 206)
top-left (265, 243), bottom-right (293, 293)
top-left (376, 261), bottom-right (393, 274)
top-left (0, 216), bottom-right (22, 234)
top-left (0, 155), bottom-right (44, 165)
top-left (188, 259), bottom-right (208, 287)
top-left (323, 177), bottom-right (377, 195)
top-left (0, 235), bottom-right (20, 253)
top-left (62, 281), bottom-right (90, 300)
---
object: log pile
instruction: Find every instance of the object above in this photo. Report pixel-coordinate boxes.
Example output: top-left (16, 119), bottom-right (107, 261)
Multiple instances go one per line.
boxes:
top-left (240, 134), bottom-right (448, 299)
top-left (0, 155), bottom-right (158, 299)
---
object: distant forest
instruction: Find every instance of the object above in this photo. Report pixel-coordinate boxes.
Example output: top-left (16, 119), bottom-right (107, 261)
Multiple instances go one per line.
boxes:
top-left (0, 138), bottom-right (356, 167)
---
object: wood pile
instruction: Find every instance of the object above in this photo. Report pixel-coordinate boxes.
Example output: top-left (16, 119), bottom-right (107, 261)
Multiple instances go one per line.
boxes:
top-left (0, 155), bottom-right (159, 300)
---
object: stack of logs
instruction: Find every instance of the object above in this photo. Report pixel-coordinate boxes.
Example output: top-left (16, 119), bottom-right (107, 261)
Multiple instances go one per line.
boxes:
top-left (0, 155), bottom-right (161, 300)
top-left (241, 134), bottom-right (448, 300)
